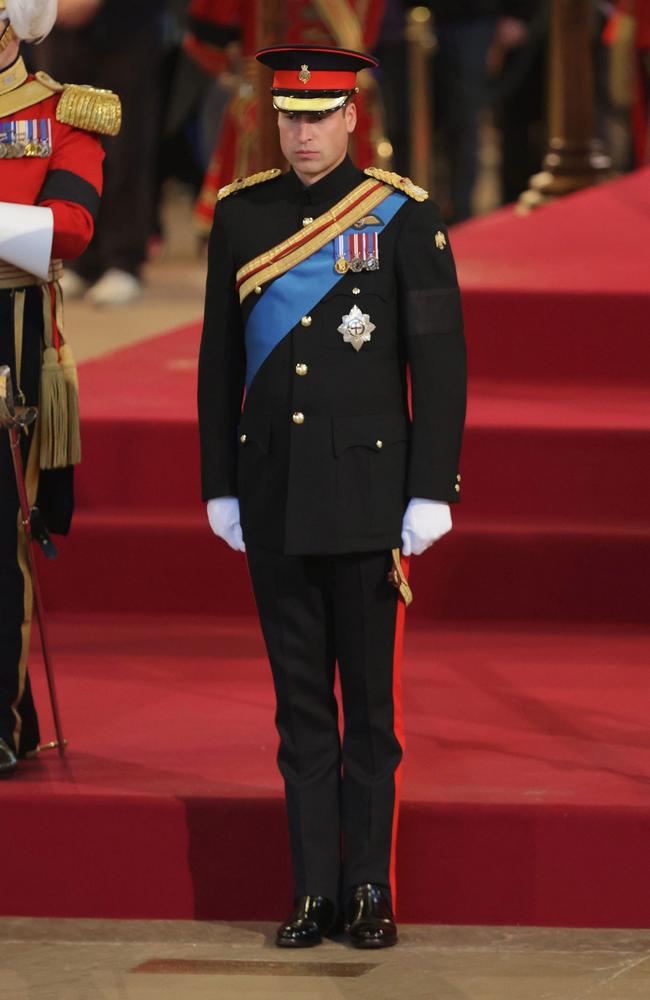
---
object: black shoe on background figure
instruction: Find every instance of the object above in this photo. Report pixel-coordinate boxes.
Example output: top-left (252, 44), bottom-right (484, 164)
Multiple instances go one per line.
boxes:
top-left (0, 738), bottom-right (17, 777)
top-left (276, 895), bottom-right (338, 947)
top-left (345, 883), bottom-right (398, 948)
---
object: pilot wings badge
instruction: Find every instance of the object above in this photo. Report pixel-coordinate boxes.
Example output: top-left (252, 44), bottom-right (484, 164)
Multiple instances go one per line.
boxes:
top-left (338, 305), bottom-right (376, 352)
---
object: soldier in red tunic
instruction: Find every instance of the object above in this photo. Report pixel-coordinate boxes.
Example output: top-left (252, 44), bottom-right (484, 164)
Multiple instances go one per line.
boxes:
top-left (184, 0), bottom-right (387, 235)
top-left (0, 0), bottom-right (120, 776)
top-left (604, 0), bottom-right (650, 164)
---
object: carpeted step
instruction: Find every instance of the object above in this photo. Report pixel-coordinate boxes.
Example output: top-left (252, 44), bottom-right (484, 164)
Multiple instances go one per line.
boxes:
top-left (74, 380), bottom-right (650, 526)
top-left (39, 510), bottom-right (649, 622)
top-left (453, 168), bottom-right (650, 383)
top-left (462, 289), bottom-right (649, 383)
top-left (3, 614), bottom-right (649, 927)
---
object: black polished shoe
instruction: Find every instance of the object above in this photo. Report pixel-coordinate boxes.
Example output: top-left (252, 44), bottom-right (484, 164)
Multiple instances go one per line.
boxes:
top-left (276, 895), bottom-right (338, 948)
top-left (345, 883), bottom-right (397, 948)
top-left (0, 738), bottom-right (18, 778)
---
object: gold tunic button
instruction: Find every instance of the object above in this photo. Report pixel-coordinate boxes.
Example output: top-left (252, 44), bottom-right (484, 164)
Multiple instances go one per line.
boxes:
top-left (352, 287), bottom-right (361, 295)
top-left (254, 285), bottom-right (262, 295)
top-left (295, 363), bottom-right (308, 376)
top-left (376, 439), bottom-right (383, 449)
top-left (302, 216), bottom-right (314, 226)
top-left (454, 483), bottom-right (460, 493)
top-left (300, 315), bottom-right (312, 327)
top-left (457, 474), bottom-right (462, 482)
top-left (240, 433), bottom-right (247, 443)
top-left (292, 411), bottom-right (305, 425)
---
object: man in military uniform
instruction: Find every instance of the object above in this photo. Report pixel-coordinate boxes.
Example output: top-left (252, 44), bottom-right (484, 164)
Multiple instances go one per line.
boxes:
top-left (198, 45), bottom-right (466, 948)
top-left (0, 0), bottom-right (120, 776)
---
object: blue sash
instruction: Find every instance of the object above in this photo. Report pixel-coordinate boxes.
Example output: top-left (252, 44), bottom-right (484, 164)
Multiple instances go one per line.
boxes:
top-left (244, 190), bottom-right (407, 391)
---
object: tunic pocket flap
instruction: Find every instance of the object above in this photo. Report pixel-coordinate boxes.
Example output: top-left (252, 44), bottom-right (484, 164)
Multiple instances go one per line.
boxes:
top-left (238, 413), bottom-right (271, 454)
top-left (332, 412), bottom-right (408, 456)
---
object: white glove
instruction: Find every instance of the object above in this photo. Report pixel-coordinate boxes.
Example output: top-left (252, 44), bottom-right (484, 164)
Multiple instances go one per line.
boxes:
top-left (401, 498), bottom-right (452, 556)
top-left (0, 202), bottom-right (53, 280)
top-left (206, 496), bottom-right (246, 552)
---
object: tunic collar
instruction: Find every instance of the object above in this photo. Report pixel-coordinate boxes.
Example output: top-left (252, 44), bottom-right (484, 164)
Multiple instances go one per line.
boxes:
top-left (286, 155), bottom-right (363, 206)
top-left (0, 55), bottom-right (28, 96)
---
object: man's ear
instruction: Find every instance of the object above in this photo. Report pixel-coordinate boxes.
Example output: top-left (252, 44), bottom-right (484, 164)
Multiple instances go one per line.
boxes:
top-left (345, 101), bottom-right (358, 134)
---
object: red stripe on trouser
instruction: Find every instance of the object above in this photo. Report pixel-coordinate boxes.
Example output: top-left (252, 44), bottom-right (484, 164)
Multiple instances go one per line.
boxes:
top-left (389, 555), bottom-right (409, 912)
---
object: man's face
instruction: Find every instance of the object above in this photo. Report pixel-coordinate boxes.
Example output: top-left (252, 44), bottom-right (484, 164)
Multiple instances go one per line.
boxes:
top-left (278, 101), bottom-right (357, 185)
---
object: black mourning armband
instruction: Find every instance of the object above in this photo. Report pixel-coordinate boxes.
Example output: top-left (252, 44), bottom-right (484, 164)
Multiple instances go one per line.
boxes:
top-left (407, 288), bottom-right (463, 337)
top-left (37, 170), bottom-right (101, 220)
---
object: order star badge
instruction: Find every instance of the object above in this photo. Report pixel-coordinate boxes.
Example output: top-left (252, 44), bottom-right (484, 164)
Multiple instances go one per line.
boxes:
top-left (338, 305), bottom-right (376, 352)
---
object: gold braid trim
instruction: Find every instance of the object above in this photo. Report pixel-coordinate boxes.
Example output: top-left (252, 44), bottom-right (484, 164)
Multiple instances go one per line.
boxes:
top-left (55, 82), bottom-right (122, 137)
top-left (217, 168), bottom-right (282, 201)
top-left (237, 179), bottom-right (395, 304)
top-left (0, 21), bottom-right (16, 54)
top-left (364, 167), bottom-right (429, 202)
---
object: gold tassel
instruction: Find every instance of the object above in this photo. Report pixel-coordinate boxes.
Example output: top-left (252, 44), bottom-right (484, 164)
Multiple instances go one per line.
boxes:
top-left (39, 285), bottom-right (68, 469)
top-left (53, 282), bottom-right (81, 465)
top-left (389, 548), bottom-right (413, 606)
top-left (39, 345), bottom-right (69, 469)
top-left (58, 341), bottom-right (81, 465)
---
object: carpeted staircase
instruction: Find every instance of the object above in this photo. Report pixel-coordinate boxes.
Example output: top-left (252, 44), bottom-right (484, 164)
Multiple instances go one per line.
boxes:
top-left (3, 169), bottom-right (649, 927)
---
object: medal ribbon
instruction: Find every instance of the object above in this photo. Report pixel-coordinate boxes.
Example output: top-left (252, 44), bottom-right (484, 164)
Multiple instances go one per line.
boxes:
top-left (236, 178), bottom-right (396, 304)
top-left (243, 190), bottom-right (407, 392)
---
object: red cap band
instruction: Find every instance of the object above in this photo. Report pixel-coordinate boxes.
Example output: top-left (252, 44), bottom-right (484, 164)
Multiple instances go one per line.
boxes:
top-left (273, 69), bottom-right (357, 91)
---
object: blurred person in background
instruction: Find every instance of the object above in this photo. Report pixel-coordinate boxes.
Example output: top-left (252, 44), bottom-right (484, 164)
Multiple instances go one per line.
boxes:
top-left (35, 0), bottom-right (163, 306)
top-left (184, 0), bottom-right (387, 237)
top-left (427, 0), bottom-right (499, 222)
top-left (425, 1), bottom-right (536, 222)
top-left (604, 0), bottom-right (650, 165)
top-left (489, 1), bottom-right (546, 205)
top-left (1, 0), bottom-right (118, 775)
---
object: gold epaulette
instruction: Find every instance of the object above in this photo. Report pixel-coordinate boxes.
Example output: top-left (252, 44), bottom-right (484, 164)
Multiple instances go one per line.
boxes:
top-left (364, 168), bottom-right (429, 203)
top-left (35, 73), bottom-right (122, 137)
top-left (217, 169), bottom-right (282, 201)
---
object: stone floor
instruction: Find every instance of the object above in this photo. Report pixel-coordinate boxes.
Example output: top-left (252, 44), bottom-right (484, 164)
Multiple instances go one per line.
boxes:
top-left (1, 919), bottom-right (650, 1000)
top-left (63, 183), bottom-right (207, 366)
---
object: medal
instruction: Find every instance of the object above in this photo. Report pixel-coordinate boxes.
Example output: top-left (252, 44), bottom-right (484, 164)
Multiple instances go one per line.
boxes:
top-left (0, 118), bottom-right (52, 158)
top-left (338, 304), bottom-right (376, 352)
top-left (333, 231), bottom-right (380, 275)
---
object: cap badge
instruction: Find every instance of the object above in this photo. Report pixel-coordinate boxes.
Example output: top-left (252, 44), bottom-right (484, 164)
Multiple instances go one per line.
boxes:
top-left (298, 64), bottom-right (311, 84)
top-left (338, 305), bottom-right (376, 353)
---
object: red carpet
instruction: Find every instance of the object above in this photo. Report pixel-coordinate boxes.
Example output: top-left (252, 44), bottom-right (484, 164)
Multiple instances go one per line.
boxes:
top-left (4, 169), bottom-right (650, 927)
top-left (4, 615), bottom-right (650, 927)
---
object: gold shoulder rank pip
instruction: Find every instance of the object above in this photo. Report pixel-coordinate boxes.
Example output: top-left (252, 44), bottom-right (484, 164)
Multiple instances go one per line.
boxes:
top-left (35, 73), bottom-right (122, 137)
top-left (217, 169), bottom-right (282, 201)
top-left (364, 167), bottom-right (428, 203)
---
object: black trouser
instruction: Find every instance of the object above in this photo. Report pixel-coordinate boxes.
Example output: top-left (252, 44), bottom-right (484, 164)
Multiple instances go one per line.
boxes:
top-left (0, 289), bottom-right (43, 756)
top-left (36, 25), bottom-right (162, 280)
top-left (247, 546), bottom-right (406, 910)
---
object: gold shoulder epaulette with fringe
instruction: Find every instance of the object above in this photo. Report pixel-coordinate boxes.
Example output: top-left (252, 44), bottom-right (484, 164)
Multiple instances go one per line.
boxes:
top-left (217, 169), bottom-right (282, 201)
top-left (364, 167), bottom-right (429, 203)
top-left (36, 73), bottom-right (122, 137)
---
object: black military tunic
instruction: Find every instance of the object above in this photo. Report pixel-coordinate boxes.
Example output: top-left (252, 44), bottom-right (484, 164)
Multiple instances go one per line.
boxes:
top-left (198, 154), bottom-right (466, 907)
